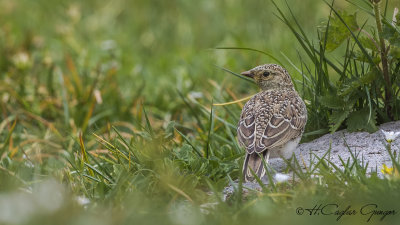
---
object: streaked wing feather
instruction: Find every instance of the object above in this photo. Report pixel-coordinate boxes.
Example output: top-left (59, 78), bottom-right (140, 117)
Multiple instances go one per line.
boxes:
top-left (257, 98), bottom-right (307, 151)
top-left (237, 97), bottom-right (257, 153)
top-left (238, 91), bottom-right (307, 154)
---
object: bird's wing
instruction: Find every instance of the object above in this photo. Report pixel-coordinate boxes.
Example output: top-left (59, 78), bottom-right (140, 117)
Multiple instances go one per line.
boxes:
top-left (237, 91), bottom-right (307, 154)
top-left (256, 93), bottom-right (307, 152)
top-left (237, 96), bottom-right (258, 153)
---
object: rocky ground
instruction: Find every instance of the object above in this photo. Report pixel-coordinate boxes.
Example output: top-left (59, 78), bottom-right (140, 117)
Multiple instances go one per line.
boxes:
top-left (224, 120), bottom-right (400, 197)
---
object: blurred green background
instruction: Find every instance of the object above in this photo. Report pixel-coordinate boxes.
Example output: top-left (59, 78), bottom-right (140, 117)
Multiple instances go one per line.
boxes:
top-left (1, 0), bottom-right (399, 224)
top-left (1, 0), bottom-right (332, 108)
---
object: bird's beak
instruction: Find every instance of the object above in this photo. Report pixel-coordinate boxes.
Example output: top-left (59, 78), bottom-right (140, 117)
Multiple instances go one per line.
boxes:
top-left (241, 70), bottom-right (254, 78)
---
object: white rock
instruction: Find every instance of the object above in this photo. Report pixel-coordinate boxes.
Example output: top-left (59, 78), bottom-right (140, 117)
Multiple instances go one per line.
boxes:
top-left (224, 120), bottom-right (400, 196)
top-left (274, 173), bottom-right (290, 183)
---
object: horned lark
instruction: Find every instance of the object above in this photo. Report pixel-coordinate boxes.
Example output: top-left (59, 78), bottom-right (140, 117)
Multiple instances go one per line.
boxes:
top-left (237, 64), bottom-right (307, 182)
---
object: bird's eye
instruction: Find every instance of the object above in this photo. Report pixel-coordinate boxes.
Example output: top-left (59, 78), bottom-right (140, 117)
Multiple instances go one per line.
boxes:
top-left (263, 71), bottom-right (270, 77)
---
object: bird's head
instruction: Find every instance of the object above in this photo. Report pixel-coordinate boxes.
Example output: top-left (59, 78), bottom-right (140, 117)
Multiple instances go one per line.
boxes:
top-left (241, 64), bottom-right (294, 91)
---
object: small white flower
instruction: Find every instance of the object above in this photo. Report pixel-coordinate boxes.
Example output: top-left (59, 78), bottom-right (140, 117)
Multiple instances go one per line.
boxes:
top-left (274, 173), bottom-right (290, 183)
top-left (93, 89), bottom-right (103, 104)
top-left (381, 130), bottom-right (400, 142)
top-left (12, 52), bottom-right (31, 69)
top-left (75, 196), bottom-right (90, 206)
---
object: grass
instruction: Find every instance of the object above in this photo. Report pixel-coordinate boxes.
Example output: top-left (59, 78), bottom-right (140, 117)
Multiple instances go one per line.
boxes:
top-left (1, 0), bottom-right (400, 224)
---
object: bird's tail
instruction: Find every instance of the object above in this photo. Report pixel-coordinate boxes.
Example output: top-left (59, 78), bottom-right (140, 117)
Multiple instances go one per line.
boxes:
top-left (243, 151), bottom-right (270, 182)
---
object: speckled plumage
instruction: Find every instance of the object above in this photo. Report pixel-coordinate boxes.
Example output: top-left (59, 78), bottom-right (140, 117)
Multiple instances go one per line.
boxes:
top-left (237, 64), bottom-right (307, 182)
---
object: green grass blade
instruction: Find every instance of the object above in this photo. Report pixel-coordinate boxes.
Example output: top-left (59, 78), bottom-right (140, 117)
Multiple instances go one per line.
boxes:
top-left (324, 1), bottom-right (379, 72)
top-left (177, 90), bottom-right (206, 131)
top-left (142, 104), bottom-right (154, 137)
top-left (175, 128), bottom-right (203, 157)
top-left (215, 47), bottom-right (284, 65)
top-left (214, 65), bottom-right (255, 84)
top-left (205, 100), bottom-right (214, 159)
top-left (84, 162), bottom-right (114, 184)
top-left (83, 174), bottom-right (102, 183)
top-left (112, 126), bottom-right (139, 162)
top-left (248, 167), bottom-right (268, 193)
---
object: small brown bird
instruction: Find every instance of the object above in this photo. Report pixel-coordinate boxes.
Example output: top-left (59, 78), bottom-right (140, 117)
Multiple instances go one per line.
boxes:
top-left (237, 64), bottom-right (307, 182)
